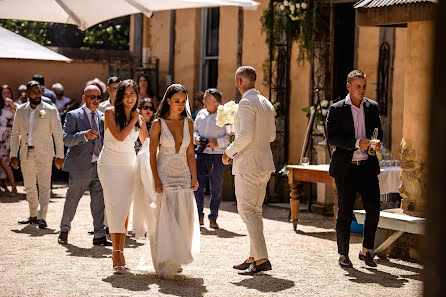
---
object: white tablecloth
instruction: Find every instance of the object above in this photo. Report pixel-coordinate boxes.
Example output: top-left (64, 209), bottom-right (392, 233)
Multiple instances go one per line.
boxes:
top-left (379, 166), bottom-right (402, 194)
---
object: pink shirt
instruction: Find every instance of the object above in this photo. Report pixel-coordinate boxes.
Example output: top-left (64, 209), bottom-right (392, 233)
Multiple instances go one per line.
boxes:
top-left (345, 95), bottom-right (368, 161)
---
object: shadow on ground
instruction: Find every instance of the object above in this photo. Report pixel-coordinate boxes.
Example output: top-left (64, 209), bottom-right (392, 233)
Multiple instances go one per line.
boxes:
top-left (63, 244), bottom-right (112, 258)
top-left (376, 259), bottom-right (423, 281)
top-left (11, 224), bottom-right (58, 237)
top-left (200, 227), bottom-right (246, 238)
top-left (342, 266), bottom-right (410, 288)
top-left (0, 192), bottom-right (26, 203)
top-left (102, 272), bottom-right (207, 296)
top-left (231, 274), bottom-right (295, 293)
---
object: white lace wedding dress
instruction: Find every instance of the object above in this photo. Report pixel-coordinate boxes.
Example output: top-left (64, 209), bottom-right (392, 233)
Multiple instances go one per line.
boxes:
top-left (135, 117), bottom-right (200, 279)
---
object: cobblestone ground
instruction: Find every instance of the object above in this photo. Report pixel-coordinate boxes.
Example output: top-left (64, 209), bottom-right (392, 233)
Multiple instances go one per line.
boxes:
top-left (0, 182), bottom-right (422, 297)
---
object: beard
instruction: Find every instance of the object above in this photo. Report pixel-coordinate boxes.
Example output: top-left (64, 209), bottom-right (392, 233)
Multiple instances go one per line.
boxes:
top-left (29, 97), bottom-right (41, 105)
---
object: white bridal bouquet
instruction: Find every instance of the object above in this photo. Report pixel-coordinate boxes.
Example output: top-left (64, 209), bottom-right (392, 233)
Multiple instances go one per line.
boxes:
top-left (216, 100), bottom-right (238, 143)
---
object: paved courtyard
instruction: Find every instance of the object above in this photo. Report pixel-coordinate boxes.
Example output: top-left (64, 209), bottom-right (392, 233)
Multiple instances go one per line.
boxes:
top-left (0, 182), bottom-right (422, 296)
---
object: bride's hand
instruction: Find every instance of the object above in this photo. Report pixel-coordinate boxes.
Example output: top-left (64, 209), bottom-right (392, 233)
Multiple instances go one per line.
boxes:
top-left (155, 179), bottom-right (163, 193)
top-left (191, 178), bottom-right (199, 191)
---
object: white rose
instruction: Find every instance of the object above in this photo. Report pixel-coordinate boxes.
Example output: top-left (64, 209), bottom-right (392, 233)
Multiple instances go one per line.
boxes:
top-left (284, 0), bottom-right (289, 6)
top-left (295, 3), bottom-right (301, 9)
top-left (310, 106), bottom-right (315, 112)
top-left (39, 110), bottom-right (46, 118)
top-left (321, 100), bottom-right (329, 107)
top-left (301, 2), bottom-right (308, 9)
top-left (101, 116), bottom-right (105, 122)
top-left (322, 109), bottom-right (328, 116)
top-left (290, 5), bottom-right (295, 12)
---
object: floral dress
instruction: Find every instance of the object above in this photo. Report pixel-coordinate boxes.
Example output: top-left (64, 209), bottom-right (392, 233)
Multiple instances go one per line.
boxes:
top-left (0, 106), bottom-right (15, 162)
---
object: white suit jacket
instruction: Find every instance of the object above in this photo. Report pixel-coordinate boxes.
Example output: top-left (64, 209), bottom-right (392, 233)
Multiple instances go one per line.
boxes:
top-left (225, 88), bottom-right (276, 175)
top-left (10, 101), bottom-right (64, 161)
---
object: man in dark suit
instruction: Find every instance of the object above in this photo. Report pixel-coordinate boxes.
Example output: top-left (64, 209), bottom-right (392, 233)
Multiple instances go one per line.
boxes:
top-left (327, 70), bottom-right (383, 268)
top-left (58, 85), bottom-right (111, 246)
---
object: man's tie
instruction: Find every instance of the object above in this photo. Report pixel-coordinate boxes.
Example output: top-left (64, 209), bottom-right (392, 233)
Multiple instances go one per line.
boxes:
top-left (90, 113), bottom-right (102, 157)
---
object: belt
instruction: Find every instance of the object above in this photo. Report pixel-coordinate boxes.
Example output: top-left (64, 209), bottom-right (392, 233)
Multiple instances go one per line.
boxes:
top-left (28, 146), bottom-right (35, 149)
top-left (351, 160), bottom-right (366, 165)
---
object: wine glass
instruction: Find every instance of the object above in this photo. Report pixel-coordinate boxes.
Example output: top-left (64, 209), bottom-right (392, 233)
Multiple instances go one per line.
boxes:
top-left (301, 157), bottom-right (309, 166)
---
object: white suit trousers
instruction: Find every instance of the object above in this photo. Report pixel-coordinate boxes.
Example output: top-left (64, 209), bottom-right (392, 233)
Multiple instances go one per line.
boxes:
top-left (21, 150), bottom-right (53, 220)
top-left (235, 171), bottom-right (271, 260)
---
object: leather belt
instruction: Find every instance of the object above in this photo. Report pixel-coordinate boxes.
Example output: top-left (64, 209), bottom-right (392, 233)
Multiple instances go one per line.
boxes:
top-left (351, 160), bottom-right (366, 165)
top-left (28, 146), bottom-right (35, 149)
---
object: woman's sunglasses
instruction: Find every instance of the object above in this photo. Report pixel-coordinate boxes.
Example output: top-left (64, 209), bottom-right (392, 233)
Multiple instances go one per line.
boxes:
top-left (142, 105), bottom-right (156, 112)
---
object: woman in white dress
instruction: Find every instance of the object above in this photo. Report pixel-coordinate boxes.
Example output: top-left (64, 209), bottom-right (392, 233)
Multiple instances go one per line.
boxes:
top-left (146, 84), bottom-right (200, 279)
top-left (97, 79), bottom-right (148, 273)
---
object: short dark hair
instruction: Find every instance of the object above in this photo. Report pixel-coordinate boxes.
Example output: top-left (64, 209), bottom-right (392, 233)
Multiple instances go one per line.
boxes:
top-left (205, 88), bottom-right (222, 103)
top-left (347, 70), bottom-right (366, 84)
top-left (32, 74), bottom-right (45, 85)
top-left (27, 80), bottom-right (40, 90)
top-left (107, 76), bottom-right (121, 86)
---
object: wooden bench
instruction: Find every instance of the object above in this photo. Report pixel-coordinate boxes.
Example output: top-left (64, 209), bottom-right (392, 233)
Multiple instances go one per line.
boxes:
top-left (353, 209), bottom-right (425, 256)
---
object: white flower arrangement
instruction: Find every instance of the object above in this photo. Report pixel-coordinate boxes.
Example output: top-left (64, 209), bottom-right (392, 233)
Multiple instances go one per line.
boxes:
top-left (39, 110), bottom-right (46, 118)
top-left (281, 1), bottom-right (308, 22)
top-left (216, 101), bottom-right (238, 128)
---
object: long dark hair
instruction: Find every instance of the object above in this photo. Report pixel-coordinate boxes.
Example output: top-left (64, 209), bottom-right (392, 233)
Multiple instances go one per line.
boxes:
top-left (155, 84), bottom-right (190, 119)
top-left (114, 79), bottom-right (140, 130)
top-left (1, 85), bottom-right (13, 110)
top-left (138, 74), bottom-right (154, 98)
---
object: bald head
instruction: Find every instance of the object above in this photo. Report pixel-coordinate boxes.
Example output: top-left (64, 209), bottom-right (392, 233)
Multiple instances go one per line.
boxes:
top-left (84, 85), bottom-right (100, 95)
top-left (83, 85), bottom-right (102, 112)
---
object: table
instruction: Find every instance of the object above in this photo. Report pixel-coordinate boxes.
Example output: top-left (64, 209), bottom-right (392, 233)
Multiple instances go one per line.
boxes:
top-left (287, 164), bottom-right (403, 230)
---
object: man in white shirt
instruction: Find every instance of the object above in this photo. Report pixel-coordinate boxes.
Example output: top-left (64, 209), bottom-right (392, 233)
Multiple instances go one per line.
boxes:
top-left (10, 81), bottom-right (64, 229)
top-left (193, 88), bottom-right (228, 229)
top-left (98, 77), bottom-right (120, 113)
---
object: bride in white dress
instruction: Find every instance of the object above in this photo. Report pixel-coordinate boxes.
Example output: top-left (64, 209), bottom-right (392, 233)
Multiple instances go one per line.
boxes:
top-left (137, 84), bottom-right (200, 279)
top-left (97, 79), bottom-right (148, 273)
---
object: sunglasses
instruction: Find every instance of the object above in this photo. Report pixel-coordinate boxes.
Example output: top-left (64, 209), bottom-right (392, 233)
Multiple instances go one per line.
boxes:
top-left (88, 95), bottom-right (102, 100)
top-left (142, 105), bottom-right (156, 112)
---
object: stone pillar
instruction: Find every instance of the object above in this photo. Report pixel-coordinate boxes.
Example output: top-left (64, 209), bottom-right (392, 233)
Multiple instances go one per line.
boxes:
top-left (399, 21), bottom-right (434, 215)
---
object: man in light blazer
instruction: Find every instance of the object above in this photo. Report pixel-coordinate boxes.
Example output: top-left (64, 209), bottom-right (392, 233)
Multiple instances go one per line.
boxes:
top-left (58, 85), bottom-right (111, 246)
top-left (223, 66), bottom-right (276, 276)
top-left (10, 80), bottom-right (64, 229)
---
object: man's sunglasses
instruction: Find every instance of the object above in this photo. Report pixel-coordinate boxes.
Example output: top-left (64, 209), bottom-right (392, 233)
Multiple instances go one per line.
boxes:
top-left (88, 95), bottom-right (103, 100)
top-left (142, 105), bottom-right (156, 112)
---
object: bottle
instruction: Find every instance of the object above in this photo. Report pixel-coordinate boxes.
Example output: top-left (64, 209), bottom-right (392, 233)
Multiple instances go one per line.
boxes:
top-left (368, 128), bottom-right (379, 156)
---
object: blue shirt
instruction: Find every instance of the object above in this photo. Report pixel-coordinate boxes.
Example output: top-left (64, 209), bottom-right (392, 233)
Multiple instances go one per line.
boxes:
top-left (194, 108), bottom-right (228, 154)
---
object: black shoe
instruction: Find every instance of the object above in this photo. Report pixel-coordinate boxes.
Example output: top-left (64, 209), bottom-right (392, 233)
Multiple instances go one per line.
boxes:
top-left (238, 260), bottom-right (272, 275)
top-left (233, 259), bottom-right (253, 270)
top-left (338, 256), bottom-right (353, 268)
top-left (106, 227), bottom-right (110, 235)
top-left (18, 217), bottom-right (38, 224)
top-left (38, 219), bottom-right (47, 229)
top-left (93, 236), bottom-right (112, 246)
top-left (88, 230), bottom-right (94, 235)
top-left (58, 231), bottom-right (68, 245)
top-left (359, 251), bottom-right (377, 267)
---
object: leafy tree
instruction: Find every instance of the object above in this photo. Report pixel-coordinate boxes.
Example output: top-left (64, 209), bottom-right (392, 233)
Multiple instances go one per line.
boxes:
top-left (0, 16), bottom-right (129, 50)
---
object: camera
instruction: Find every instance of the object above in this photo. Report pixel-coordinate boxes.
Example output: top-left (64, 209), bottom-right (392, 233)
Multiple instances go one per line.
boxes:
top-left (195, 137), bottom-right (209, 154)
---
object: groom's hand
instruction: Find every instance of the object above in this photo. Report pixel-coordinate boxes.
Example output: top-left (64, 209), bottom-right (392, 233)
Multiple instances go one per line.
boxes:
top-left (222, 153), bottom-right (231, 165)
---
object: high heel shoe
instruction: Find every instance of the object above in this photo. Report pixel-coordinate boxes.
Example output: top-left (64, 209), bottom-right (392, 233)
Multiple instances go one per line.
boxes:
top-left (112, 250), bottom-right (128, 274)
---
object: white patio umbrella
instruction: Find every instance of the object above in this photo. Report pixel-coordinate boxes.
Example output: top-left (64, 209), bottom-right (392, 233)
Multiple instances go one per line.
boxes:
top-left (0, 0), bottom-right (259, 30)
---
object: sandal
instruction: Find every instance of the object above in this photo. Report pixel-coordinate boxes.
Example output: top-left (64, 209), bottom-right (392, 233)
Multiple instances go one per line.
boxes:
top-left (112, 250), bottom-right (128, 274)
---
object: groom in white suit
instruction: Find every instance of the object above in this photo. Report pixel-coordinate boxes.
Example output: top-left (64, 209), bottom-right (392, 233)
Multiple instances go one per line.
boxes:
top-left (223, 66), bottom-right (276, 275)
top-left (10, 80), bottom-right (64, 229)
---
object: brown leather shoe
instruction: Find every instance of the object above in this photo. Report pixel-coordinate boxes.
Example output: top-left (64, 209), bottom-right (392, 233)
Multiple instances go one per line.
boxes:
top-left (238, 260), bottom-right (272, 275)
top-left (199, 219), bottom-right (204, 226)
top-left (233, 259), bottom-right (253, 270)
top-left (209, 220), bottom-right (219, 229)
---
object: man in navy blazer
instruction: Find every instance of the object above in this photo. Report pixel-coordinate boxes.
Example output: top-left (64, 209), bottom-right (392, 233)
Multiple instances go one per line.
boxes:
top-left (327, 70), bottom-right (383, 268)
top-left (58, 85), bottom-right (111, 246)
